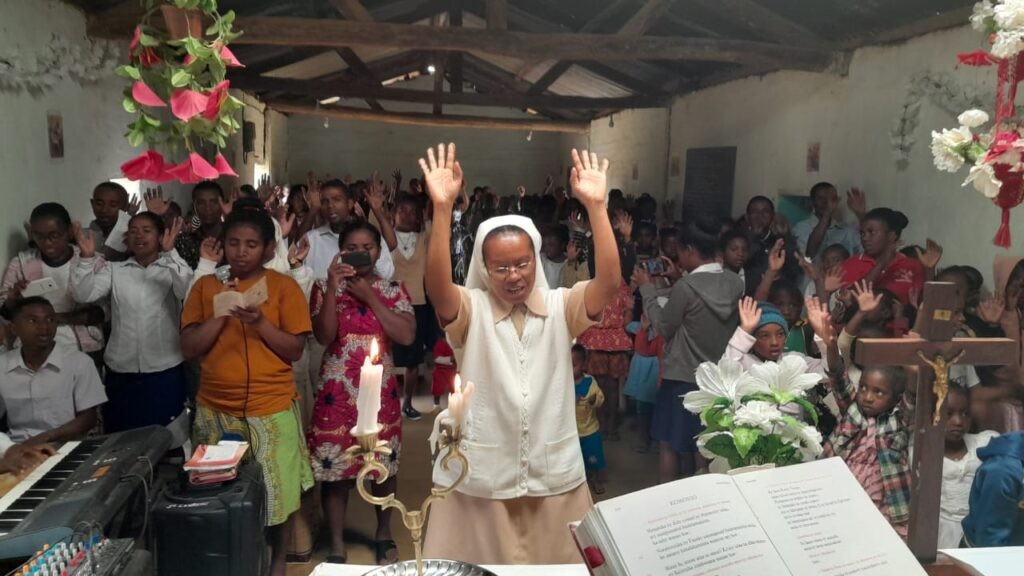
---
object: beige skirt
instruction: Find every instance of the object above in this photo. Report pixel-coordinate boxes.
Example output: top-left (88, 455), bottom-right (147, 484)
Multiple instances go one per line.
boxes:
top-left (422, 483), bottom-right (592, 565)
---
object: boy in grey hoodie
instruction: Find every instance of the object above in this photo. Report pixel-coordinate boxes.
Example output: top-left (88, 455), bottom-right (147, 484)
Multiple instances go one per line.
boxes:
top-left (633, 216), bottom-right (744, 483)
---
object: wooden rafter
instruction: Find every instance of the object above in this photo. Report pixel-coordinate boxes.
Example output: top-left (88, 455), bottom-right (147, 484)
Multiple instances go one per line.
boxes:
top-left (685, 0), bottom-right (824, 46)
top-left (529, 0), bottom-right (674, 96)
top-left (326, 0), bottom-right (385, 111)
top-left (268, 101), bottom-right (590, 132)
top-left (229, 73), bottom-right (668, 109)
top-left (485, 0), bottom-right (507, 30)
top-left (88, 15), bottom-right (838, 71)
top-left (449, 0), bottom-right (464, 93)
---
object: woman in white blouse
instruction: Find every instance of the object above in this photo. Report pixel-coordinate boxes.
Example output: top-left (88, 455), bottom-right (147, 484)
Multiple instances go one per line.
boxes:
top-left (71, 212), bottom-right (192, 432)
top-left (419, 144), bottom-right (621, 564)
top-left (939, 384), bottom-right (999, 549)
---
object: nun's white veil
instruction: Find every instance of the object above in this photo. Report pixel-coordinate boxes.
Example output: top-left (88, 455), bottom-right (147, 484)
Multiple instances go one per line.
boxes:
top-left (465, 214), bottom-right (548, 294)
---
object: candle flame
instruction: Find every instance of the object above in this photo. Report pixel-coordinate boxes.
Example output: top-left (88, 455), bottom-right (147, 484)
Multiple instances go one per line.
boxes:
top-left (370, 338), bottom-right (379, 363)
top-left (453, 373), bottom-right (461, 394)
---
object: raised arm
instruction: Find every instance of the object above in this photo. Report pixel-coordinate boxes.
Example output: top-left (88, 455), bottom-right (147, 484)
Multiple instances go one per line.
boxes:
top-left (367, 172), bottom-right (397, 252)
top-left (753, 238), bottom-right (785, 302)
top-left (420, 143), bottom-right (465, 325)
top-left (570, 149), bottom-right (621, 319)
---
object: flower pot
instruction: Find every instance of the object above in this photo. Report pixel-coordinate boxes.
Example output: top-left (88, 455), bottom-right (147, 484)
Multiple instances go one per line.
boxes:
top-left (160, 5), bottom-right (204, 40)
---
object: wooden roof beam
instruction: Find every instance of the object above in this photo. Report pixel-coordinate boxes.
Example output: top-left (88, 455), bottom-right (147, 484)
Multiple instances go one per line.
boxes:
top-left (268, 101), bottom-right (590, 133)
top-left (485, 0), bottom-right (507, 30)
top-left (231, 74), bottom-right (667, 109)
top-left (88, 16), bottom-right (839, 71)
top-left (684, 0), bottom-right (825, 47)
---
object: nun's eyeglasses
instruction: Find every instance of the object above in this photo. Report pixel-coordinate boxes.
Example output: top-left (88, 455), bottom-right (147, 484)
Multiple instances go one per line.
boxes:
top-left (488, 260), bottom-right (533, 279)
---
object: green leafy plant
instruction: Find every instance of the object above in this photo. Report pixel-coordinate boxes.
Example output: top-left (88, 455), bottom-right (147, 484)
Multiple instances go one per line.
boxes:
top-left (117, 0), bottom-right (244, 182)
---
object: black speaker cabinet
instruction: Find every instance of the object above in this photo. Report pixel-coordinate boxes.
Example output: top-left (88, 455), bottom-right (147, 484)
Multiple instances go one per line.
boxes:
top-left (152, 462), bottom-right (266, 576)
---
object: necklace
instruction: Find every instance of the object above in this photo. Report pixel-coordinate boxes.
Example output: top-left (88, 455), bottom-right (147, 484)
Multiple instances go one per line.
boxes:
top-left (397, 231), bottom-right (417, 254)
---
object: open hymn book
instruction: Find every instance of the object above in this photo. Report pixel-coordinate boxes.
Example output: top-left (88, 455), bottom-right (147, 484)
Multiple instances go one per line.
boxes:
top-left (212, 277), bottom-right (268, 318)
top-left (572, 457), bottom-right (925, 576)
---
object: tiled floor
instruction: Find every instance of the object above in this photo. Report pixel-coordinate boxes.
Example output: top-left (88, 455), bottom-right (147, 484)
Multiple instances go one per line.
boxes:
top-left (287, 396), bottom-right (659, 575)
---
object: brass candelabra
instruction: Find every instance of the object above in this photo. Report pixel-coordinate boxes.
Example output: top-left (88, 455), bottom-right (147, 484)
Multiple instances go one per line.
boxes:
top-left (346, 421), bottom-right (470, 576)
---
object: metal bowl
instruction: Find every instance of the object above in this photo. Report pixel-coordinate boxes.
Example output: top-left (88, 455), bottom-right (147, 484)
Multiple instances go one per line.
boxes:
top-left (359, 559), bottom-right (499, 576)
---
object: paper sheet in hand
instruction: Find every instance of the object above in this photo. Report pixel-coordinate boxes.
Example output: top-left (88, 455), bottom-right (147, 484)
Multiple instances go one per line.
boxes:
top-left (213, 277), bottom-right (268, 317)
top-left (104, 210), bottom-right (132, 252)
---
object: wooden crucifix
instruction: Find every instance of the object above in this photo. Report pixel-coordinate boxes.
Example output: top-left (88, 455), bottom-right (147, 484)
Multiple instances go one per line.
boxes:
top-left (854, 282), bottom-right (1017, 563)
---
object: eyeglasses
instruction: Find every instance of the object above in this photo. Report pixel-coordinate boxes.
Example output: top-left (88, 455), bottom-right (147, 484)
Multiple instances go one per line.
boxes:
top-left (488, 260), bottom-right (533, 279)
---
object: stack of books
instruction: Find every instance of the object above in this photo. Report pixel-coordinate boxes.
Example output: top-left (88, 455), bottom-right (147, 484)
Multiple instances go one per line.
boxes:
top-left (184, 441), bottom-right (249, 485)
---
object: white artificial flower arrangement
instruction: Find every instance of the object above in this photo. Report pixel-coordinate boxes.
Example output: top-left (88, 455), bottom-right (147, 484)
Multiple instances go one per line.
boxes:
top-left (683, 357), bottom-right (823, 471)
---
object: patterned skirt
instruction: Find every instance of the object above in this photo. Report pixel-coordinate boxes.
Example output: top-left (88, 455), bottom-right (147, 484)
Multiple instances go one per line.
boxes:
top-left (192, 402), bottom-right (314, 526)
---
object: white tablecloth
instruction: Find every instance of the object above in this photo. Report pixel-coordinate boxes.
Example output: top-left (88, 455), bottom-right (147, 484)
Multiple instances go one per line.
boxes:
top-left (310, 564), bottom-right (589, 576)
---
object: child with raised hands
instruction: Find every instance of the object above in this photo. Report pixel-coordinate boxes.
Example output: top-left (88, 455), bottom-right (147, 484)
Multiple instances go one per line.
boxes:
top-left (71, 212), bottom-right (191, 432)
top-left (811, 295), bottom-right (913, 538)
top-left (725, 296), bottom-right (829, 374)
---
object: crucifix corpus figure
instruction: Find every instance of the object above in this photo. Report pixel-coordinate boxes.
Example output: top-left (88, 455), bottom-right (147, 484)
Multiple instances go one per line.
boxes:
top-left (855, 282), bottom-right (1017, 563)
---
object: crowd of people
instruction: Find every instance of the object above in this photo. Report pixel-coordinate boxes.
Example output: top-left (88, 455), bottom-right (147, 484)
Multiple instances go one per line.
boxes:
top-left (0, 144), bottom-right (1022, 572)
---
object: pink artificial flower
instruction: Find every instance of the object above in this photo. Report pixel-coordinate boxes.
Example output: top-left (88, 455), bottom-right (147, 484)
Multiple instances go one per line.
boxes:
top-left (219, 45), bottom-right (244, 67)
top-left (165, 153), bottom-right (221, 184)
top-left (958, 51), bottom-right (999, 67)
top-left (132, 81), bottom-right (166, 108)
top-left (139, 47), bottom-right (161, 68)
top-left (986, 131), bottom-right (1022, 164)
top-left (183, 54), bottom-right (195, 65)
top-left (170, 89), bottom-right (209, 121)
top-left (121, 150), bottom-right (174, 182)
top-left (212, 153), bottom-right (237, 177)
top-left (203, 80), bottom-right (230, 121)
top-left (129, 26), bottom-right (141, 56)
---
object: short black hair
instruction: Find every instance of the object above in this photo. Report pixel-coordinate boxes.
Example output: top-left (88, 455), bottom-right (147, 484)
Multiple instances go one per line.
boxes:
top-left (482, 225), bottom-right (534, 260)
top-left (680, 215), bottom-right (720, 259)
top-left (864, 207), bottom-right (909, 237)
top-left (339, 219), bottom-right (382, 249)
top-left (746, 196), bottom-right (775, 212)
top-left (863, 365), bottom-right (908, 397)
top-left (93, 181), bottom-right (129, 204)
top-left (768, 280), bottom-right (802, 303)
top-left (822, 243), bottom-right (851, 260)
top-left (320, 179), bottom-right (352, 200)
top-left (239, 184), bottom-right (258, 198)
top-left (948, 381), bottom-right (970, 403)
top-left (809, 182), bottom-right (836, 199)
top-left (192, 180), bottom-right (224, 201)
top-left (719, 228), bottom-right (749, 252)
top-left (30, 202), bottom-right (72, 229)
top-left (11, 296), bottom-right (54, 319)
top-left (223, 198), bottom-right (275, 244)
top-left (541, 223), bottom-right (570, 246)
top-left (394, 192), bottom-right (419, 209)
top-left (571, 343), bottom-right (587, 357)
top-left (129, 211), bottom-right (166, 236)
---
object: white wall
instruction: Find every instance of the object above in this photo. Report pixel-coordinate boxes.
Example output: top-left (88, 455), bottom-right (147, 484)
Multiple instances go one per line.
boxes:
top-left (289, 116), bottom-right (579, 195)
top-left (585, 108), bottom-right (670, 201)
top-left (668, 25), bottom-right (1009, 283)
top-left (0, 0), bottom-right (137, 261)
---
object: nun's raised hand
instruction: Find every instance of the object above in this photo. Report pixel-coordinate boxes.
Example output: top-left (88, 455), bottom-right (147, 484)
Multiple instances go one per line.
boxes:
top-left (569, 149), bottom-right (609, 208)
top-left (418, 143), bottom-right (464, 208)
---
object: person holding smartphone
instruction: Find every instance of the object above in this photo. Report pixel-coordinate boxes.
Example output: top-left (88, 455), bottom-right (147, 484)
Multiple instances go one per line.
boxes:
top-left (307, 220), bottom-right (416, 566)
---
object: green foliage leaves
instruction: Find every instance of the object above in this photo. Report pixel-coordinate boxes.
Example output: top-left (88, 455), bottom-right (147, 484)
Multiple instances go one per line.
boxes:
top-left (124, 1), bottom-right (240, 155)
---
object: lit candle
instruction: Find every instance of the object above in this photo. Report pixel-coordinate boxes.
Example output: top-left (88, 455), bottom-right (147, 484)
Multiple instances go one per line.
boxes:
top-left (448, 374), bottom-right (475, 429)
top-left (354, 338), bottom-right (384, 436)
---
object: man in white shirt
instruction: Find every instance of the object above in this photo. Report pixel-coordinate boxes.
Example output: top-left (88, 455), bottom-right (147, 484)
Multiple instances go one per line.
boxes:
top-left (303, 179), bottom-right (394, 280)
top-left (0, 297), bottom-right (107, 444)
top-left (792, 182), bottom-right (864, 262)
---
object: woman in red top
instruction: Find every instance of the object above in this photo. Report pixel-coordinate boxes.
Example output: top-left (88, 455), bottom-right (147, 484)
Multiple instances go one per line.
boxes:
top-left (841, 208), bottom-right (923, 306)
top-left (578, 281), bottom-right (633, 440)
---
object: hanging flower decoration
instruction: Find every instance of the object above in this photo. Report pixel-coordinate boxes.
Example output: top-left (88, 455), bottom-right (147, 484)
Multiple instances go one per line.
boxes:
top-left (930, 0), bottom-right (1024, 247)
top-left (117, 0), bottom-right (243, 184)
top-left (683, 357), bottom-right (824, 471)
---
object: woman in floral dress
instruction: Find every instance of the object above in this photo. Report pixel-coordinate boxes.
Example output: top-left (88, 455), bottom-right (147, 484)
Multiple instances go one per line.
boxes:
top-left (307, 220), bottom-right (415, 566)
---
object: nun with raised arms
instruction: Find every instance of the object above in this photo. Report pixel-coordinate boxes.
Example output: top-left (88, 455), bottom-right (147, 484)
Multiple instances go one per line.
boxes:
top-left (419, 143), bottom-right (622, 565)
